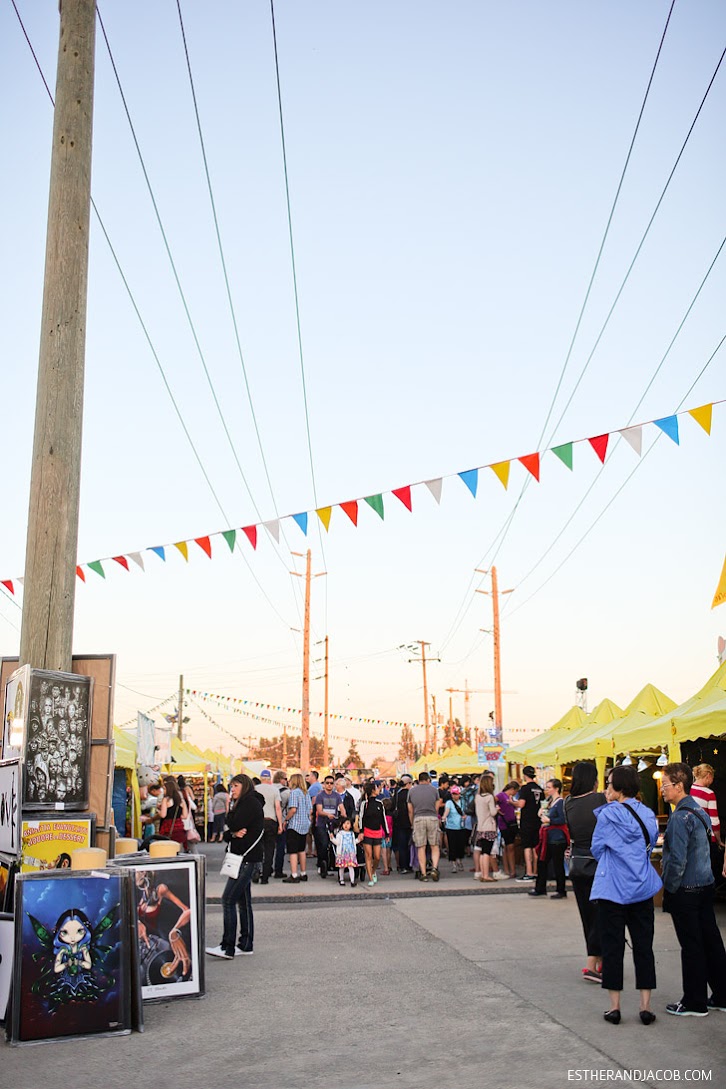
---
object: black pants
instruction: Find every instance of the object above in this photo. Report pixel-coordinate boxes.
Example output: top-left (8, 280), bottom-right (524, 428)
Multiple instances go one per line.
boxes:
top-left (314, 824), bottom-right (331, 874)
top-left (446, 828), bottom-right (469, 862)
top-left (667, 885), bottom-right (726, 1012)
top-left (571, 874), bottom-right (601, 957)
top-left (261, 818), bottom-right (278, 880)
top-left (598, 897), bottom-right (656, 992)
top-left (394, 825), bottom-right (411, 870)
top-left (535, 842), bottom-right (566, 895)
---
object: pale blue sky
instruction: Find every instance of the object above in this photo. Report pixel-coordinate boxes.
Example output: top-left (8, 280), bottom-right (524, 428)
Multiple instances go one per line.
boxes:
top-left (1, 1), bottom-right (724, 762)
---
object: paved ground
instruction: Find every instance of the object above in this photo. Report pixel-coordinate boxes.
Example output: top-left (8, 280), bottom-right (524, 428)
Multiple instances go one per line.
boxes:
top-left (3, 847), bottom-right (725, 1089)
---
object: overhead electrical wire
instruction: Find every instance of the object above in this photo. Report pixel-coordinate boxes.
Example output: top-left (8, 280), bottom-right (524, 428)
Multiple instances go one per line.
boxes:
top-left (12, 2), bottom-right (298, 632)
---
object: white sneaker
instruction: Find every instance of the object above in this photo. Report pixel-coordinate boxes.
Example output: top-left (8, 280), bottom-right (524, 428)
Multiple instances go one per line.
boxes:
top-left (234, 948), bottom-right (254, 956)
top-left (206, 945), bottom-right (233, 959)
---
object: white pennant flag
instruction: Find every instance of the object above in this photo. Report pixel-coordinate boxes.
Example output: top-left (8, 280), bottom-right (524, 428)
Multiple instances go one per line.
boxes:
top-left (425, 478), bottom-right (443, 504)
top-left (128, 552), bottom-right (145, 571)
top-left (263, 519), bottom-right (280, 543)
top-left (619, 426), bottom-right (642, 456)
top-left (17, 577), bottom-right (24, 586)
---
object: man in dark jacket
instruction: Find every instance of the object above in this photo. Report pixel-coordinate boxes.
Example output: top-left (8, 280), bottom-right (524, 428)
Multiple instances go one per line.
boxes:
top-left (393, 775), bottom-right (414, 873)
top-left (661, 762), bottom-right (726, 1016)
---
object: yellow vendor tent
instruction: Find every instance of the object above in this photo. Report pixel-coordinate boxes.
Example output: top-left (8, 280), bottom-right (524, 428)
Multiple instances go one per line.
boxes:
top-left (113, 727), bottom-right (141, 838)
top-left (506, 705), bottom-right (587, 765)
top-left (558, 684), bottom-right (677, 766)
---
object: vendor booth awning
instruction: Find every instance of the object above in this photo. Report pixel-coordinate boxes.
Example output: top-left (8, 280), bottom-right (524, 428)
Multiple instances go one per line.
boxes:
top-left (506, 704), bottom-right (587, 765)
top-left (613, 662), bottom-right (726, 756)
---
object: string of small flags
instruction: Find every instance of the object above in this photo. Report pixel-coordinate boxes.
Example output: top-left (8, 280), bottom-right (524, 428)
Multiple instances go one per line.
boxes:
top-left (190, 697), bottom-right (398, 747)
top-left (189, 689), bottom-right (426, 730)
top-left (0, 399), bottom-right (717, 594)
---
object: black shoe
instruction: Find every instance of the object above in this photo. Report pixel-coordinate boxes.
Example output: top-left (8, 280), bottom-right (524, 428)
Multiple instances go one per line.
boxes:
top-left (399, 868), bottom-right (413, 874)
top-left (252, 876), bottom-right (260, 884)
top-left (351, 880), bottom-right (357, 887)
top-left (639, 1011), bottom-right (656, 1025)
top-left (273, 873), bottom-right (285, 879)
top-left (666, 1002), bottom-right (708, 1017)
top-left (300, 874), bottom-right (308, 882)
top-left (319, 865), bottom-right (327, 879)
top-left (338, 879), bottom-right (345, 886)
top-left (550, 892), bottom-right (567, 899)
top-left (707, 996), bottom-right (726, 1012)
top-left (603, 1010), bottom-right (621, 1025)
top-left (528, 890), bottom-right (546, 897)
top-left (259, 877), bottom-right (269, 885)
top-left (282, 875), bottom-right (300, 883)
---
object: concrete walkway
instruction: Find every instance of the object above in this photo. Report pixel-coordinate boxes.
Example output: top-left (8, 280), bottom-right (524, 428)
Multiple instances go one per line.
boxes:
top-left (3, 865), bottom-right (725, 1089)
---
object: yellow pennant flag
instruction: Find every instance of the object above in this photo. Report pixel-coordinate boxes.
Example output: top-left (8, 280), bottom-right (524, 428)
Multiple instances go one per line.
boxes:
top-left (316, 506), bottom-right (332, 531)
top-left (688, 403), bottom-right (712, 435)
top-left (490, 461), bottom-right (510, 490)
top-left (712, 553), bottom-right (726, 609)
top-left (174, 541), bottom-right (189, 562)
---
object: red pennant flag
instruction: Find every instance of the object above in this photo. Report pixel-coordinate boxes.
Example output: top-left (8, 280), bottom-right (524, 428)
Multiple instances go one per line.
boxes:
top-left (76, 566), bottom-right (86, 582)
top-left (112, 556), bottom-right (129, 571)
top-left (0, 580), bottom-right (14, 595)
top-left (242, 525), bottom-right (258, 550)
top-left (588, 433), bottom-right (609, 463)
top-left (195, 536), bottom-right (212, 559)
top-left (392, 486), bottom-right (412, 512)
top-left (340, 501), bottom-right (359, 526)
top-left (518, 453), bottom-right (540, 481)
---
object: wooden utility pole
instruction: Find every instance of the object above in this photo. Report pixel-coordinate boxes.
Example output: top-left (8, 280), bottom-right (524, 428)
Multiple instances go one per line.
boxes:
top-left (20, 0), bottom-right (97, 671)
top-left (324, 634), bottom-right (329, 766)
top-left (177, 675), bottom-right (184, 740)
top-left (291, 551), bottom-right (325, 770)
top-left (281, 721), bottom-right (287, 770)
top-left (476, 566), bottom-right (513, 745)
top-left (406, 641), bottom-right (439, 754)
top-left (431, 693), bottom-right (438, 754)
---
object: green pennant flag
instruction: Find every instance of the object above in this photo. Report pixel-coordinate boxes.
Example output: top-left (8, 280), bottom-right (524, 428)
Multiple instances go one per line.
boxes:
top-left (222, 530), bottom-right (236, 552)
top-left (364, 494), bottom-right (384, 520)
top-left (551, 442), bottom-right (574, 470)
top-left (87, 560), bottom-right (106, 579)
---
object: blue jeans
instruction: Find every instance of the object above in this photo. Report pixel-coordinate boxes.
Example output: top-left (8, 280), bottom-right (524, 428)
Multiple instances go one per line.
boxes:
top-left (221, 861), bottom-right (255, 954)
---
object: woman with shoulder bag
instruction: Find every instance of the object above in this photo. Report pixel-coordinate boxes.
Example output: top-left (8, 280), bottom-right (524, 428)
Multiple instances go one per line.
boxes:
top-left (177, 774), bottom-right (201, 852)
top-left (591, 764), bottom-right (662, 1026)
top-left (565, 762), bottom-right (607, 983)
top-left (158, 777), bottom-right (190, 849)
top-left (206, 774), bottom-right (264, 959)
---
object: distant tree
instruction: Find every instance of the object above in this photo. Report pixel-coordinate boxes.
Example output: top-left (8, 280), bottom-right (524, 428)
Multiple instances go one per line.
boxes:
top-left (250, 734), bottom-right (330, 768)
top-left (343, 740), bottom-right (363, 769)
top-left (453, 717), bottom-right (465, 745)
top-left (398, 725), bottom-right (417, 761)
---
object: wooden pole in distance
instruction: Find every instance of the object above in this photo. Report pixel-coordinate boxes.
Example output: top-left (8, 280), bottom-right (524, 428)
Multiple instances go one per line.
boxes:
top-left (324, 634), bottom-right (329, 766)
top-left (20, 0), bottom-right (97, 671)
top-left (420, 641), bottom-right (430, 754)
top-left (301, 549), bottom-right (311, 771)
top-left (177, 675), bottom-right (184, 740)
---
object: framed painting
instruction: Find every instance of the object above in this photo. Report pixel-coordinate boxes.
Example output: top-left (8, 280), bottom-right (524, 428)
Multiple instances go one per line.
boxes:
top-left (0, 760), bottom-right (20, 856)
top-left (20, 815), bottom-right (96, 873)
top-left (2, 665), bottom-right (29, 761)
top-left (0, 855), bottom-right (17, 912)
top-left (110, 854), bottom-right (205, 1001)
top-left (9, 870), bottom-right (134, 1044)
top-left (0, 912), bottom-right (12, 1023)
top-left (22, 668), bottom-right (93, 811)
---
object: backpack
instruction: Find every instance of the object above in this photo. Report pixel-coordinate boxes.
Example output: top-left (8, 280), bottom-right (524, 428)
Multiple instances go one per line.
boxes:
top-left (462, 787), bottom-right (477, 818)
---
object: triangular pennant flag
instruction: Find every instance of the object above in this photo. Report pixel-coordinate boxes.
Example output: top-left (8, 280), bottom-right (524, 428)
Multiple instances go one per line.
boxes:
top-left (0, 580), bottom-right (14, 595)
top-left (112, 555), bottom-right (129, 571)
top-left (263, 520), bottom-right (280, 543)
top-left (316, 507), bottom-right (332, 532)
top-left (551, 443), bottom-right (573, 470)
top-left (364, 494), bottom-right (384, 519)
top-left (242, 525), bottom-right (258, 550)
top-left (424, 478), bottom-right (443, 503)
top-left (518, 453), bottom-right (540, 481)
top-left (489, 461), bottom-right (510, 489)
top-left (195, 536), bottom-right (212, 559)
top-left (150, 546), bottom-right (166, 561)
top-left (712, 553), bottom-right (726, 609)
top-left (222, 530), bottom-right (236, 552)
top-left (17, 577), bottom-right (24, 586)
top-left (173, 541), bottom-right (189, 562)
top-left (128, 552), bottom-right (145, 571)
top-left (619, 426), bottom-right (642, 456)
top-left (654, 415), bottom-right (679, 445)
top-left (458, 469), bottom-right (478, 498)
top-left (392, 486), bottom-right (412, 512)
top-left (588, 433), bottom-right (609, 463)
top-left (87, 560), bottom-right (105, 579)
top-left (688, 403), bottom-right (712, 434)
top-left (292, 512), bottom-right (308, 535)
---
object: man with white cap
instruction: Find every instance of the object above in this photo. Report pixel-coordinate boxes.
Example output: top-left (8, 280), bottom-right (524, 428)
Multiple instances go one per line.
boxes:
top-left (256, 769), bottom-right (283, 885)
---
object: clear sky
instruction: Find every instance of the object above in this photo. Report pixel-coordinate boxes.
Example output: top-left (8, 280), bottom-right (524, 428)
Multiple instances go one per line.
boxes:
top-left (1, 1), bottom-right (724, 764)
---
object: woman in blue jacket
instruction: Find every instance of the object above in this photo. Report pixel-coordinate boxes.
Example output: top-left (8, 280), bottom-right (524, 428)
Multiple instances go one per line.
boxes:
top-left (590, 764), bottom-right (662, 1025)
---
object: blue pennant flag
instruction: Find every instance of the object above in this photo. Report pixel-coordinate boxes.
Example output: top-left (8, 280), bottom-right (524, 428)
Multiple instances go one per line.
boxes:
top-left (292, 512), bottom-right (308, 536)
top-left (654, 415), bottom-right (679, 445)
top-left (458, 469), bottom-right (479, 498)
top-left (149, 546), bottom-right (166, 561)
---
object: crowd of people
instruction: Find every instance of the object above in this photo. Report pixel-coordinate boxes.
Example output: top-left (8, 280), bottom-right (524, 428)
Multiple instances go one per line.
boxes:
top-left (202, 759), bottom-right (726, 1024)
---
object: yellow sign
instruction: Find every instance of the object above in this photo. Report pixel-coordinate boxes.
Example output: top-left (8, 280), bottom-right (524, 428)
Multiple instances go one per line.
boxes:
top-left (20, 818), bottom-right (93, 872)
top-left (712, 553), bottom-right (726, 609)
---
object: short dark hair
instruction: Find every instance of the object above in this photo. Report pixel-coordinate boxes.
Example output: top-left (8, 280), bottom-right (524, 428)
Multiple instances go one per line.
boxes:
top-left (570, 762), bottom-right (598, 796)
top-left (547, 778), bottom-right (562, 792)
top-left (663, 762), bottom-right (693, 793)
top-left (609, 764), bottom-right (640, 798)
top-left (522, 765), bottom-right (536, 779)
top-left (428, 769), bottom-right (437, 777)
top-left (418, 772), bottom-right (430, 782)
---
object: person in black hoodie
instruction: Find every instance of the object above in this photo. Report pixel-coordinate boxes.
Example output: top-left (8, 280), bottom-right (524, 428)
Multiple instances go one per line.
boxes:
top-left (206, 774), bottom-right (264, 959)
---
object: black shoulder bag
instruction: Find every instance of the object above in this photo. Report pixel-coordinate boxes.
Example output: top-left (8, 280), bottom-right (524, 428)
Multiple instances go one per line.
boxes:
top-left (565, 796), bottom-right (597, 879)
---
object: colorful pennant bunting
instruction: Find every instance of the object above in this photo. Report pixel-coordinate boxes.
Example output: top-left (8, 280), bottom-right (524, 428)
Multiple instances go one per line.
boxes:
top-left (392, 486), bottom-right (412, 511)
top-left (174, 541), bottom-right (189, 562)
top-left (619, 426), bottom-right (642, 456)
top-left (195, 536), bottom-right (212, 559)
top-left (222, 530), bottom-right (236, 552)
top-left (689, 403), bottom-right (712, 434)
top-left (112, 556), bottom-right (129, 571)
top-left (654, 415), bottom-right (679, 445)
top-left (365, 494), bottom-right (384, 520)
top-left (316, 507), bottom-right (332, 531)
top-left (425, 478), bottom-right (443, 503)
top-left (341, 501), bottom-right (359, 525)
top-left (292, 512), bottom-right (308, 535)
top-left (458, 469), bottom-right (478, 497)
top-left (490, 462), bottom-right (510, 489)
top-left (242, 525), bottom-right (257, 550)
top-left (518, 452), bottom-right (540, 481)
top-left (588, 434), bottom-right (609, 464)
top-left (551, 443), bottom-right (573, 470)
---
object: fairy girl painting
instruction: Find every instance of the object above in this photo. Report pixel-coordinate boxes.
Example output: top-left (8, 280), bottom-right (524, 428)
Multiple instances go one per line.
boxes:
top-left (12, 872), bottom-right (132, 1042)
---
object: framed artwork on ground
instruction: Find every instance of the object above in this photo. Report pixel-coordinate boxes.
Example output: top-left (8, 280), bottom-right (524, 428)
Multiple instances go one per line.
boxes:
top-left (20, 815), bottom-right (96, 873)
top-left (109, 853), bottom-right (205, 1001)
top-left (0, 911), bottom-right (12, 1023)
top-left (21, 669), bottom-right (93, 811)
top-left (0, 760), bottom-right (20, 855)
top-left (0, 855), bottom-right (17, 912)
top-left (8, 869), bottom-right (136, 1044)
top-left (2, 665), bottom-right (29, 761)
